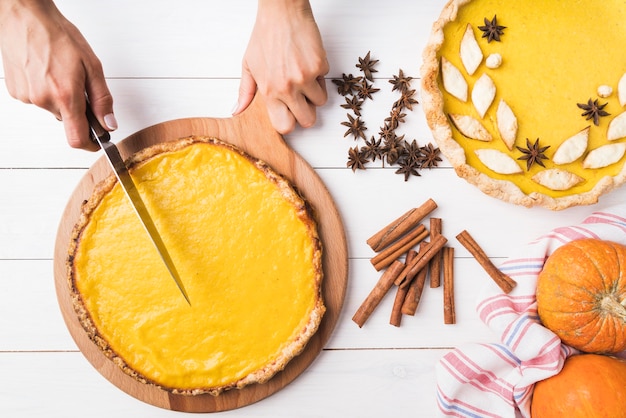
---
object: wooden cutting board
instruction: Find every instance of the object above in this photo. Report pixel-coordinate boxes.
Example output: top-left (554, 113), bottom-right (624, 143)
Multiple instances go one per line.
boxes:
top-left (53, 95), bottom-right (348, 412)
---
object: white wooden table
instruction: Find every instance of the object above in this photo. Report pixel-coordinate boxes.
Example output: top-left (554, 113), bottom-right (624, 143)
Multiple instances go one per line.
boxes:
top-left (1, 1), bottom-right (624, 416)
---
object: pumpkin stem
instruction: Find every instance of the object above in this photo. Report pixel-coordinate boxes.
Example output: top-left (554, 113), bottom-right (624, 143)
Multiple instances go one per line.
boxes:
top-left (600, 295), bottom-right (626, 321)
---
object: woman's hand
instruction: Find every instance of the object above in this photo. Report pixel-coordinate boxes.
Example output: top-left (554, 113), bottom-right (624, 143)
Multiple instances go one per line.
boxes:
top-left (234, 0), bottom-right (329, 134)
top-left (0, 0), bottom-right (116, 150)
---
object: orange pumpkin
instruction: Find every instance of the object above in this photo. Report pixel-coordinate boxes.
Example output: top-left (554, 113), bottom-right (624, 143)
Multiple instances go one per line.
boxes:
top-left (531, 354), bottom-right (626, 418)
top-left (536, 238), bottom-right (626, 353)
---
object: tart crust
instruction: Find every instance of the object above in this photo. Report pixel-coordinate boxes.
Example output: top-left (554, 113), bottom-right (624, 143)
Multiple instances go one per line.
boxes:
top-left (421, 0), bottom-right (626, 210)
top-left (66, 136), bottom-right (325, 396)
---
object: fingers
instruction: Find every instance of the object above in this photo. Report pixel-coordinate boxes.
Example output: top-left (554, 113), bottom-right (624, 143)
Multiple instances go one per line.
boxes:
top-left (265, 95), bottom-right (317, 135)
top-left (85, 58), bottom-right (117, 131)
top-left (55, 72), bottom-right (114, 152)
top-left (54, 54), bottom-right (114, 151)
top-left (60, 99), bottom-right (99, 151)
top-left (292, 74), bottom-right (328, 126)
top-left (18, 75), bottom-right (98, 151)
top-left (268, 74), bottom-right (328, 135)
top-left (59, 63), bottom-right (114, 152)
top-left (265, 98), bottom-right (297, 135)
top-left (236, 66), bottom-right (327, 135)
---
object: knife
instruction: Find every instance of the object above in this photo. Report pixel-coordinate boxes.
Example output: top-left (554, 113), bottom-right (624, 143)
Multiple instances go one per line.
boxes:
top-left (85, 106), bottom-right (191, 305)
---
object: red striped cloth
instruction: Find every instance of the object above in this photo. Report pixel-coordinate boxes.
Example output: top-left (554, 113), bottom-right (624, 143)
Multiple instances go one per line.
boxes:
top-left (436, 206), bottom-right (626, 417)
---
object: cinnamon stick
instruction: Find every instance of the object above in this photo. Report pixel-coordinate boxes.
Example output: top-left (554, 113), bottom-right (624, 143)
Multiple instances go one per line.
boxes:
top-left (429, 218), bottom-right (443, 288)
top-left (401, 243), bottom-right (429, 316)
top-left (402, 268), bottom-right (428, 316)
top-left (389, 250), bottom-right (417, 327)
top-left (370, 224), bottom-right (428, 271)
top-left (390, 285), bottom-right (409, 326)
top-left (352, 260), bottom-right (405, 328)
top-left (443, 246), bottom-right (455, 324)
top-left (366, 198), bottom-right (437, 252)
top-left (455, 230), bottom-right (517, 293)
top-left (395, 234), bottom-right (447, 288)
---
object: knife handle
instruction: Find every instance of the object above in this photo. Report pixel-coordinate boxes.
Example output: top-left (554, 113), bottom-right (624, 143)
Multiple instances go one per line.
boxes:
top-left (86, 105), bottom-right (111, 145)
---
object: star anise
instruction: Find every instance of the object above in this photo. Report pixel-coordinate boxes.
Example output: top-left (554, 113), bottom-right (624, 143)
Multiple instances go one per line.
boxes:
top-left (395, 158), bottom-right (421, 181)
top-left (356, 51), bottom-right (379, 81)
top-left (516, 138), bottom-right (550, 171)
top-left (340, 95), bottom-right (364, 116)
top-left (361, 136), bottom-right (384, 162)
top-left (385, 108), bottom-right (407, 130)
top-left (341, 113), bottom-right (367, 140)
top-left (478, 15), bottom-right (506, 43)
top-left (402, 139), bottom-right (422, 165)
top-left (393, 89), bottom-right (418, 111)
top-left (383, 132), bottom-right (405, 151)
top-left (378, 123), bottom-right (395, 142)
top-left (347, 146), bottom-right (368, 171)
top-left (577, 98), bottom-right (610, 126)
top-left (389, 69), bottom-right (413, 94)
top-left (385, 146), bottom-right (402, 166)
top-left (332, 73), bottom-right (363, 96)
top-left (357, 79), bottom-right (380, 100)
top-left (417, 143), bottom-right (442, 169)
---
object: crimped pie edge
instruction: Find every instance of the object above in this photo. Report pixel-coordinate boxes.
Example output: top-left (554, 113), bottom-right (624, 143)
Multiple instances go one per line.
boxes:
top-left (66, 135), bottom-right (325, 396)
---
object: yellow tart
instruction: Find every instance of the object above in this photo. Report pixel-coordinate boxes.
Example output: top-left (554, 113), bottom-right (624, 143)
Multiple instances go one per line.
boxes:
top-left (421, 0), bottom-right (626, 209)
top-left (67, 136), bottom-right (324, 395)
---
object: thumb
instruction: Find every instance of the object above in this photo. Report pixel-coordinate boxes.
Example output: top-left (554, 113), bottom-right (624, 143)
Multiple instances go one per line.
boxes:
top-left (233, 66), bottom-right (257, 115)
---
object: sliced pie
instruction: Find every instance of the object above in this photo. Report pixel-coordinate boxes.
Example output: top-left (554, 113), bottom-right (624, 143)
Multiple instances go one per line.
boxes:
top-left (67, 136), bottom-right (325, 395)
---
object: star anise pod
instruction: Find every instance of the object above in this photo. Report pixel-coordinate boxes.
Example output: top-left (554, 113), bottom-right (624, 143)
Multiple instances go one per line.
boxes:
top-left (378, 123), bottom-right (395, 142)
top-left (395, 158), bottom-right (421, 181)
top-left (361, 136), bottom-right (384, 162)
top-left (385, 108), bottom-right (407, 130)
top-left (577, 98), bottom-right (610, 126)
top-left (385, 142), bottom-right (404, 166)
top-left (478, 15), bottom-right (506, 43)
top-left (347, 146), bottom-right (368, 171)
top-left (356, 51), bottom-right (379, 81)
top-left (393, 89), bottom-right (418, 111)
top-left (516, 138), bottom-right (550, 171)
top-left (417, 143), bottom-right (442, 169)
top-left (357, 79), bottom-right (380, 100)
top-left (332, 73), bottom-right (363, 96)
top-left (402, 139), bottom-right (422, 165)
top-left (389, 69), bottom-right (413, 93)
top-left (383, 132), bottom-right (404, 151)
top-left (340, 95), bottom-right (364, 116)
top-left (341, 113), bottom-right (367, 140)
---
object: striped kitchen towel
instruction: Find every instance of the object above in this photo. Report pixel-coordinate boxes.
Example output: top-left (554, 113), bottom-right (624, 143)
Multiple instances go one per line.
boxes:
top-left (436, 205), bottom-right (626, 418)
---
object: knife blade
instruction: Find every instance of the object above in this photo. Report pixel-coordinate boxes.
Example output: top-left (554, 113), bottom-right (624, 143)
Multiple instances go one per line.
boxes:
top-left (85, 106), bottom-right (191, 305)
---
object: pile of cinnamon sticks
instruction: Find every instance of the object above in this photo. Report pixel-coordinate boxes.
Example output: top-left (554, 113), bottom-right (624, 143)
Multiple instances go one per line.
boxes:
top-left (352, 198), bottom-right (517, 328)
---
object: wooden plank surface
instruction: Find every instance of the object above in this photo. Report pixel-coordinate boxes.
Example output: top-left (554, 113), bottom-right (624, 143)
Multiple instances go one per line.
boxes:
top-left (1, 1), bottom-right (625, 417)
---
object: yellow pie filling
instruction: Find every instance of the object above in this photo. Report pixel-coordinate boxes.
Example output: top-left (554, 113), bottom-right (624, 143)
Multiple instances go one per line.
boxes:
top-left (431, 0), bottom-right (626, 201)
top-left (69, 137), bottom-right (324, 394)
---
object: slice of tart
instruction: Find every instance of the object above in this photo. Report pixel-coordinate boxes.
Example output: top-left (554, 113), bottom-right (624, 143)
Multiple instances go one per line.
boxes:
top-left (421, 0), bottom-right (626, 209)
top-left (67, 136), bottom-right (324, 396)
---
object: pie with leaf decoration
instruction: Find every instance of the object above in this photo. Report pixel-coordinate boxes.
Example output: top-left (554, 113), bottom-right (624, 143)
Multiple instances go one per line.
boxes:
top-left (421, 0), bottom-right (626, 210)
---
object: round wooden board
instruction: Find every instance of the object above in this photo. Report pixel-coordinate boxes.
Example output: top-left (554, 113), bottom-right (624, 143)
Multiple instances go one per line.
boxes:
top-left (52, 95), bottom-right (348, 412)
